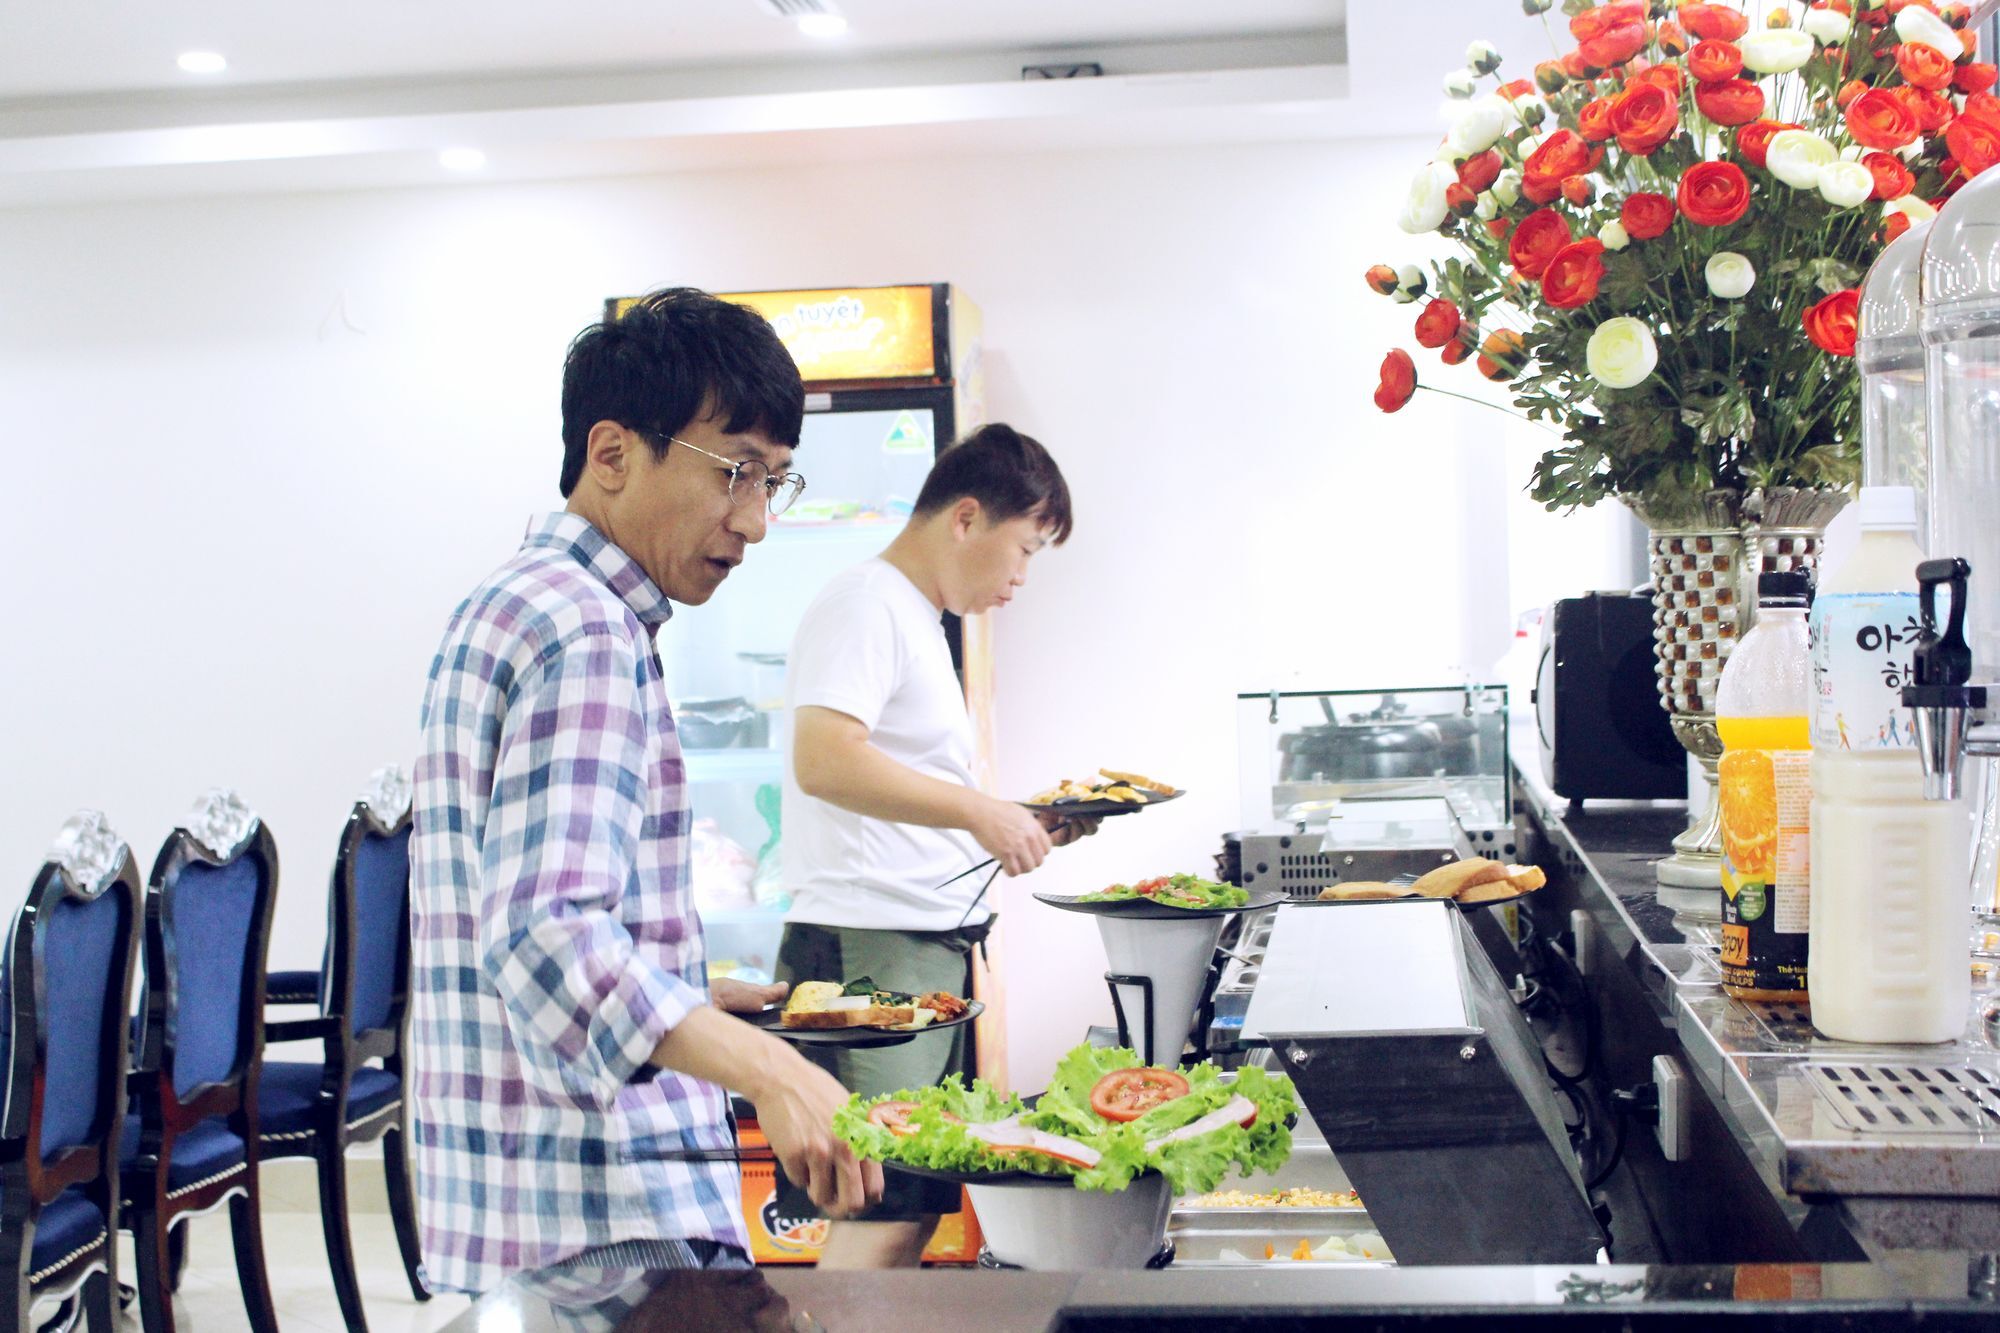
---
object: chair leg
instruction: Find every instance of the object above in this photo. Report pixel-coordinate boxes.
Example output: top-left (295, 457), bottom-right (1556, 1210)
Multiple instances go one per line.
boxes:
top-left (2, 1214), bottom-right (31, 1333)
top-left (80, 1270), bottom-right (115, 1333)
top-left (315, 1145), bottom-right (369, 1333)
top-left (165, 1220), bottom-right (187, 1294)
top-left (226, 1187), bottom-right (281, 1333)
top-left (130, 1206), bottom-right (176, 1333)
top-left (381, 1125), bottom-right (430, 1302)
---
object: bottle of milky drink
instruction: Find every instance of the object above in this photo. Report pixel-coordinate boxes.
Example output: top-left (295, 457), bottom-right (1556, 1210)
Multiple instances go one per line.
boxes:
top-left (1717, 571), bottom-right (1814, 1001)
top-left (1808, 486), bottom-right (1970, 1043)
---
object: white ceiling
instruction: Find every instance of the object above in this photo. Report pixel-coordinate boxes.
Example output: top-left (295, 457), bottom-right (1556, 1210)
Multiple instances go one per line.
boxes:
top-left (1, 0), bottom-right (1343, 99)
top-left (0, 2), bottom-right (1560, 208)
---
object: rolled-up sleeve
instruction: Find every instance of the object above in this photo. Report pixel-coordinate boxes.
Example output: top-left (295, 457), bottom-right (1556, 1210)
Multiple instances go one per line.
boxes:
top-left (477, 625), bottom-right (705, 1107)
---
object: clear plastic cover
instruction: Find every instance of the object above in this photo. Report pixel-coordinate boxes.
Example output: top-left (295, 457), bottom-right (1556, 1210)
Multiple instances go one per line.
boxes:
top-left (1858, 223), bottom-right (1929, 503)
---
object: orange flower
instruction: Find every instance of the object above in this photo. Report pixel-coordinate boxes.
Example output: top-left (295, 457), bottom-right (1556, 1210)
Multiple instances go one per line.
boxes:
top-left (1365, 264), bottom-right (1400, 295)
top-left (1563, 175), bottom-right (1597, 206)
top-left (1441, 328), bottom-right (1478, 365)
top-left (1678, 161), bottom-right (1752, 226)
top-left (1541, 239), bottom-right (1608, 309)
top-left (1522, 130), bottom-right (1599, 203)
top-left (1659, 19), bottom-right (1690, 53)
top-left (1457, 149), bottom-right (1503, 193)
top-left (1696, 79), bottom-right (1766, 126)
top-left (1688, 39), bottom-right (1744, 81)
top-left (1414, 299), bottom-right (1464, 349)
top-left (1374, 349), bottom-right (1417, 412)
top-left (1896, 42), bottom-right (1957, 90)
top-left (1946, 115), bottom-right (2000, 178)
top-left (1621, 191), bottom-right (1678, 239)
top-left (1863, 151), bottom-right (1917, 199)
top-left (1836, 78), bottom-right (1869, 108)
top-left (1803, 289), bottom-right (1860, 357)
top-left (1679, 2), bottom-right (1750, 41)
top-left (1845, 89), bottom-right (1919, 150)
top-left (1572, 1), bottom-right (1650, 68)
top-left (1900, 86), bottom-right (1956, 134)
top-left (1613, 83), bottom-right (1681, 156)
top-left (1737, 118), bottom-right (1802, 167)
top-left (1579, 96), bottom-right (1620, 142)
top-left (1632, 63), bottom-right (1686, 95)
top-left (1497, 78), bottom-right (1537, 100)
top-left (1509, 207), bottom-right (1575, 279)
top-left (1955, 63), bottom-right (1999, 95)
top-left (1477, 330), bottom-right (1526, 381)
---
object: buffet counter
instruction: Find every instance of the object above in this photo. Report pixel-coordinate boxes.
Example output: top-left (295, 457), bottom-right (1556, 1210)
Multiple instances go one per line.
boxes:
top-left (1513, 761), bottom-right (2000, 1260)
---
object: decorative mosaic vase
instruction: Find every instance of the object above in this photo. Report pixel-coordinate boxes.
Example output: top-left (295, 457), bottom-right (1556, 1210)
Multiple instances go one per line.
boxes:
top-left (1630, 487), bottom-right (1850, 894)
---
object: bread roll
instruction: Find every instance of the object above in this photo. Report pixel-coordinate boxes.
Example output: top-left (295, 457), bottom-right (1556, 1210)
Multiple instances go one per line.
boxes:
top-left (1454, 866), bottom-right (1547, 904)
top-left (1410, 857), bottom-right (1509, 899)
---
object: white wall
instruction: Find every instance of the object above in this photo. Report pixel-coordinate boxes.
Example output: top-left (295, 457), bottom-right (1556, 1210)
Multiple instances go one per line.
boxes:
top-left (0, 136), bottom-right (1628, 1091)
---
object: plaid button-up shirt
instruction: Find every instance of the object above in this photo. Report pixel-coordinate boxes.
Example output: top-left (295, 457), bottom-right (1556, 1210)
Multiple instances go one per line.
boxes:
top-left (409, 512), bottom-right (746, 1295)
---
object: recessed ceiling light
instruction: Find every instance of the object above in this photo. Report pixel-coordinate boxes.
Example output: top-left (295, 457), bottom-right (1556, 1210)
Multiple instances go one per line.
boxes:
top-left (797, 13), bottom-right (848, 37)
top-left (439, 147), bottom-right (488, 172)
top-left (177, 51), bottom-right (227, 75)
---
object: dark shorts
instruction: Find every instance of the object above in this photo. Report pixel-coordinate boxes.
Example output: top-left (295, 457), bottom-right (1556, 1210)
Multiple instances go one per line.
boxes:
top-left (770, 920), bottom-right (985, 1221)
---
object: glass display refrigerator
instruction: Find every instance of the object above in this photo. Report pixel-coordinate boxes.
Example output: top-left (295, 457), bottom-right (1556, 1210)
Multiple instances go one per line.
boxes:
top-left (609, 283), bottom-right (994, 986)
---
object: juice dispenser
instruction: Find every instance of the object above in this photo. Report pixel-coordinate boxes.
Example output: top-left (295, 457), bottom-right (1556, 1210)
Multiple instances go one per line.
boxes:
top-left (1904, 169), bottom-right (2000, 964)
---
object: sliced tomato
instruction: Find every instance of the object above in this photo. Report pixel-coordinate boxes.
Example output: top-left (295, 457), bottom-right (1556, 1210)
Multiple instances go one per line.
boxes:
top-left (1090, 1067), bottom-right (1191, 1121)
top-left (867, 1100), bottom-right (923, 1136)
top-left (1132, 876), bottom-right (1170, 897)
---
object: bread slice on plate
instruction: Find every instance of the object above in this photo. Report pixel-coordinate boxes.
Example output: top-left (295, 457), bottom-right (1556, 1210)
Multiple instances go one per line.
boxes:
top-left (1318, 881), bottom-right (1416, 901)
top-left (1454, 865), bottom-right (1547, 904)
top-left (1409, 857), bottom-right (1510, 899)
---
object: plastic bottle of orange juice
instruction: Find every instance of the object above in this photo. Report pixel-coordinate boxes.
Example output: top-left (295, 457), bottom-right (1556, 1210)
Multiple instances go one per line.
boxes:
top-left (1716, 571), bottom-right (1813, 1001)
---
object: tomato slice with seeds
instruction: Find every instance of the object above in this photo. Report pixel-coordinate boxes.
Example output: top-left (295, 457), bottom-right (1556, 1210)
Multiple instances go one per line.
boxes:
top-left (867, 1100), bottom-right (954, 1136)
top-left (1089, 1067), bottom-right (1191, 1121)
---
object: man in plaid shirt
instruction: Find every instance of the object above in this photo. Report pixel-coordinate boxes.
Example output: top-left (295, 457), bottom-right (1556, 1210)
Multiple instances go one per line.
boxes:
top-left (410, 288), bottom-right (880, 1293)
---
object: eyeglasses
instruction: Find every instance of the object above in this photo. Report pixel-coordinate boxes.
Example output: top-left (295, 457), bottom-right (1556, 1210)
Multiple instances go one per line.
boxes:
top-left (649, 432), bottom-right (807, 517)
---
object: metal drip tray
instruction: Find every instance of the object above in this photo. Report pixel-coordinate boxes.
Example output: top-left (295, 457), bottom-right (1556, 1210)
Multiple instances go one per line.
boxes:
top-left (1746, 1000), bottom-right (1817, 1047)
top-left (1803, 1062), bottom-right (2000, 1136)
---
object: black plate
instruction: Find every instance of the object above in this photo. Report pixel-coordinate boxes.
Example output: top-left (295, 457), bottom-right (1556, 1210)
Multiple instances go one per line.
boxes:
top-left (1304, 887), bottom-right (1542, 911)
top-left (1019, 789), bottom-right (1183, 819)
top-left (746, 999), bottom-right (984, 1049)
top-left (1032, 887), bottom-right (1286, 919)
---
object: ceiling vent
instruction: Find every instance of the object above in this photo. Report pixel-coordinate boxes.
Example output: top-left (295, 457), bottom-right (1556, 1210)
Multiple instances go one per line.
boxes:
top-left (755, 0), bottom-right (840, 17)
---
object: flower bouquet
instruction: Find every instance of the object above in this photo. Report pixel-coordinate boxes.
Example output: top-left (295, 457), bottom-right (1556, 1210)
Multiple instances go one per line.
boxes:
top-left (1369, 0), bottom-right (1996, 525)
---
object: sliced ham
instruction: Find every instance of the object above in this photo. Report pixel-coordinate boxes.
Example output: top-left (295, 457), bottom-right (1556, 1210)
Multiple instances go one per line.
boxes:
top-left (965, 1119), bottom-right (1103, 1168)
top-left (964, 1118), bottom-right (1032, 1148)
top-left (1145, 1095), bottom-right (1259, 1148)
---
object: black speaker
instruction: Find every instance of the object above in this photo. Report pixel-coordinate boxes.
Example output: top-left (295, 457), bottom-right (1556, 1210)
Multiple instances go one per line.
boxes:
top-left (1535, 592), bottom-right (1687, 802)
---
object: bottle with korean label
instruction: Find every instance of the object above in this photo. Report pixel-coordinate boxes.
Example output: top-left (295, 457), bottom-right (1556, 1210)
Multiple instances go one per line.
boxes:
top-left (1808, 486), bottom-right (1971, 1043)
top-left (1716, 571), bottom-right (1813, 1001)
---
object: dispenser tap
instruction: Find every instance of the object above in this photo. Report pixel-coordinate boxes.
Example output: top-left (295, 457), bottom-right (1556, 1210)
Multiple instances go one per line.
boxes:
top-left (1902, 558), bottom-right (2000, 799)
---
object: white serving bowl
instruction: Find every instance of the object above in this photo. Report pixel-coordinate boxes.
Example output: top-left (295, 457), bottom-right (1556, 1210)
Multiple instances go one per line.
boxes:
top-left (966, 1172), bottom-right (1172, 1270)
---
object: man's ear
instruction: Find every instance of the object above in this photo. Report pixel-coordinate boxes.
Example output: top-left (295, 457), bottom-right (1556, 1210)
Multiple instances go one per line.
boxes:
top-left (951, 496), bottom-right (983, 539)
top-left (582, 421), bottom-right (634, 494)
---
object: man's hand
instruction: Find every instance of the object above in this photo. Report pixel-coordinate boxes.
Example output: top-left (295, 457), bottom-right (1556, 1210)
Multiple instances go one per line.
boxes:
top-left (745, 1049), bottom-right (884, 1218)
top-left (711, 977), bottom-right (789, 1015)
top-left (1037, 810), bottom-right (1104, 848)
top-left (967, 794), bottom-right (1053, 876)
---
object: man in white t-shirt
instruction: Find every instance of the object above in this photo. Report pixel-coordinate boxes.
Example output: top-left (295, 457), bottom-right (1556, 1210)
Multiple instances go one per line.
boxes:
top-left (774, 423), bottom-right (1090, 1268)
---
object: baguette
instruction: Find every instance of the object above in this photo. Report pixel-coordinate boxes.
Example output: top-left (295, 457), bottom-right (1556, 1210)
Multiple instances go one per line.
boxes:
top-left (1318, 881), bottom-right (1416, 901)
top-left (1409, 857), bottom-right (1510, 899)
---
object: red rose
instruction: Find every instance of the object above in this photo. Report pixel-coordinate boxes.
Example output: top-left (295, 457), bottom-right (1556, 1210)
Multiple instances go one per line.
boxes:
top-left (1837, 78), bottom-right (1869, 108)
top-left (1633, 63), bottom-right (1686, 95)
top-left (1374, 349), bottom-right (1417, 412)
top-left (1845, 89), bottom-right (1920, 149)
top-left (1862, 151), bottom-right (1916, 199)
top-left (1621, 190), bottom-right (1678, 239)
top-left (1688, 39), bottom-right (1744, 81)
top-left (1458, 149), bottom-right (1503, 193)
top-left (1579, 95), bottom-right (1620, 142)
top-left (1695, 78), bottom-right (1766, 126)
top-left (1679, 3), bottom-right (1750, 42)
top-left (1441, 328), bottom-right (1478, 366)
top-left (1498, 78), bottom-right (1537, 100)
top-left (1896, 42), bottom-right (1957, 90)
top-left (1955, 63), bottom-right (1999, 95)
top-left (1540, 239), bottom-right (1608, 309)
top-left (1485, 216), bottom-right (1513, 239)
top-left (1571, 2), bottom-right (1647, 42)
top-left (1414, 299), bottom-right (1464, 349)
top-left (1803, 289), bottom-right (1860, 357)
top-left (1946, 115), bottom-right (2000, 178)
top-left (1885, 211), bottom-right (1913, 242)
top-left (1737, 119), bottom-right (1802, 167)
top-left (1509, 207), bottom-right (1575, 278)
top-left (1900, 86), bottom-right (1956, 134)
top-left (1523, 130), bottom-right (1597, 203)
top-left (1613, 83), bottom-right (1681, 156)
top-left (1963, 91), bottom-right (2000, 128)
top-left (1477, 330), bottom-right (1526, 382)
top-left (1563, 175), bottom-right (1597, 206)
top-left (1678, 160), bottom-right (1752, 226)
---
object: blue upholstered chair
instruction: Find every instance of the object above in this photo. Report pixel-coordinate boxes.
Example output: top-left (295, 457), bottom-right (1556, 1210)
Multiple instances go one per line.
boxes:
top-left (0, 812), bottom-right (143, 1333)
top-left (120, 789), bottom-right (281, 1333)
top-left (259, 764), bottom-right (428, 1332)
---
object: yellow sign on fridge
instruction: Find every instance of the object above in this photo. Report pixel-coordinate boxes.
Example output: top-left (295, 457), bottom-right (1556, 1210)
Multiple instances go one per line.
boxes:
top-left (609, 286), bottom-right (939, 382)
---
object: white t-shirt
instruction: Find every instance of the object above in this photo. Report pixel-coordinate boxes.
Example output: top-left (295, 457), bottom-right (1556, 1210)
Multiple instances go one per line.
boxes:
top-left (783, 558), bottom-right (987, 931)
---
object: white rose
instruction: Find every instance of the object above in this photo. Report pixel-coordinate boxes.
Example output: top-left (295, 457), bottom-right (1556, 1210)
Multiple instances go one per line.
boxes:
top-left (1884, 194), bottom-right (1939, 226)
top-left (1705, 252), bottom-right (1757, 299)
top-left (1587, 317), bottom-right (1660, 390)
top-left (1446, 96), bottom-right (1510, 157)
top-left (1396, 161), bottom-right (1457, 233)
top-left (1444, 68), bottom-right (1479, 99)
top-left (1466, 40), bottom-right (1503, 75)
top-left (1801, 7), bottom-right (1852, 43)
top-left (1476, 191), bottom-right (1500, 221)
top-left (1767, 129), bottom-right (1838, 189)
top-left (1739, 28), bottom-right (1817, 74)
top-left (1492, 169), bottom-right (1523, 207)
top-left (1818, 159), bottom-right (1876, 208)
top-left (1599, 220), bottom-right (1631, 251)
top-left (1895, 6), bottom-right (1963, 58)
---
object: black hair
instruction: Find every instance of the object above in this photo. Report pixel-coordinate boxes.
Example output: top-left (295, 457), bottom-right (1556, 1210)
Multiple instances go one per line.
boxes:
top-left (558, 287), bottom-right (805, 497)
top-left (912, 423), bottom-right (1074, 544)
